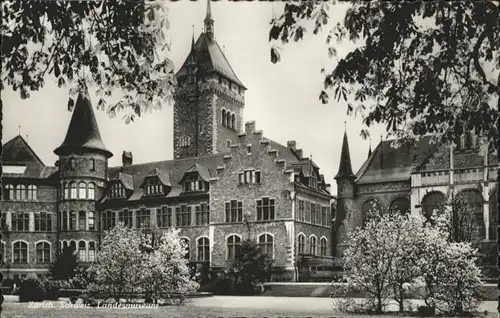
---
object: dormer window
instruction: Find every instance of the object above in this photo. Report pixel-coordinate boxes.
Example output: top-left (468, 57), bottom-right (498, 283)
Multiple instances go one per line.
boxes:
top-left (145, 178), bottom-right (163, 196)
top-left (309, 175), bottom-right (318, 189)
top-left (110, 182), bottom-right (126, 199)
top-left (184, 174), bottom-right (206, 192)
top-left (238, 169), bottom-right (261, 185)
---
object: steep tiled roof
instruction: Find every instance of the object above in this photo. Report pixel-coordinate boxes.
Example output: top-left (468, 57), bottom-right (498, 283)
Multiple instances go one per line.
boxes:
top-left (356, 136), bottom-right (436, 184)
top-left (54, 91), bottom-right (112, 158)
top-left (335, 131), bottom-right (355, 179)
top-left (2, 136), bottom-right (58, 179)
top-left (176, 33), bottom-right (246, 89)
top-left (110, 172), bottom-right (134, 191)
top-left (107, 154), bottom-right (225, 201)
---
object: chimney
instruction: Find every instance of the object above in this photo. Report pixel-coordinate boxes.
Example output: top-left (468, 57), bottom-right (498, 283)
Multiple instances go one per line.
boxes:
top-left (295, 149), bottom-right (303, 159)
top-left (122, 151), bottom-right (133, 166)
top-left (287, 140), bottom-right (296, 151)
top-left (245, 121), bottom-right (256, 134)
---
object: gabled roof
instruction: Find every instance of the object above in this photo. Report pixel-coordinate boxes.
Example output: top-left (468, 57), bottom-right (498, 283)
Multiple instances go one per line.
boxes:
top-left (110, 172), bottom-right (134, 191)
top-left (143, 168), bottom-right (172, 187)
top-left (176, 33), bottom-right (246, 89)
top-left (355, 136), bottom-right (437, 184)
top-left (180, 163), bottom-right (211, 183)
top-left (1, 136), bottom-right (58, 179)
top-left (54, 91), bottom-right (112, 158)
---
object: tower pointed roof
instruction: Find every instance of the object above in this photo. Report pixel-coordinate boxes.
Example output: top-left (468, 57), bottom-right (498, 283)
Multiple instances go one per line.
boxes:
top-left (54, 90), bottom-right (113, 158)
top-left (335, 130), bottom-right (355, 179)
top-left (368, 139), bottom-right (372, 157)
top-left (205, 0), bottom-right (213, 22)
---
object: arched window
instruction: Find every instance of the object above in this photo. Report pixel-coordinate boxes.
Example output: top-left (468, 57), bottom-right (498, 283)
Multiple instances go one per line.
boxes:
top-left (88, 183), bottom-right (95, 200)
top-left (258, 234), bottom-right (273, 258)
top-left (27, 185), bottom-right (37, 201)
top-left (222, 109), bottom-right (226, 126)
top-left (88, 241), bottom-right (96, 262)
top-left (88, 212), bottom-right (95, 231)
top-left (70, 182), bottom-right (77, 199)
top-left (489, 189), bottom-right (498, 241)
top-left (36, 241), bottom-right (51, 264)
top-left (458, 189), bottom-right (485, 239)
top-left (309, 236), bottom-right (317, 256)
top-left (390, 197), bottom-right (411, 215)
top-left (69, 241), bottom-right (76, 252)
top-left (226, 112), bottom-right (232, 129)
top-left (62, 211), bottom-right (68, 231)
top-left (5, 184), bottom-right (15, 201)
top-left (421, 191), bottom-right (446, 221)
top-left (16, 185), bottom-right (26, 201)
top-left (79, 182), bottom-right (87, 199)
top-left (78, 241), bottom-right (87, 262)
top-left (231, 113), bottom-right (236, 130)
top-left (64, 182), bottom-right (69, 200)
top-left (0, 241), bottom-right (5, 263)
top-left (13, 241), bottom-right (28, 264)
top-left (320, 237), bottom-right (328, 257)
top-left (70, 211), bottom-right (77, 230)
top-left (297, 234), bottom-right (306, 254)
top-left (180, 238), bottom-right (190, 260)
top-left (79, 211), bottom-right (86, 231)
top-left (197, 237), bottom-right (210, 261)
top-left (226, 235), bottom-right (241, 260)
top-left (361, 199), bottom-right (382, 225)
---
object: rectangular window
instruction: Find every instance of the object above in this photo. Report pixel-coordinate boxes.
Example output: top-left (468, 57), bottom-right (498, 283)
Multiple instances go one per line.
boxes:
top-left (239, 170), bottom-right (261, 185)
top-left (157, 206), bottom-right (172, 228)
top-left (11, 213), bottom-right (30, 232)
top-left (225, 200), bottom-right (243, 223)
top-left (119, 209), bottom-right (133, 228)
top-left (316, 204), bottom-right (322, 224)
top-left (257, 197), bottom-right (275, 221)
top-left (322, 206), bottom-right (328, 226)
top-left (196, 203), bottom-right (210, 226)
top-left (136, 208), bottom-right (150, 228)
top-left (176, 206), bottom-right (191, 227)
top-left (145, 178), bottom-right (162, 196)
top-left (35, 212), bottom-right (53, 232)
top-left (102, 211), bottom-right (115, 230)
top-left (311, 203), bottom-right (316, 224)
top-left (298, 200), bottom-right (305, 221)
top-left (226, 139), bottom-right (231, 149)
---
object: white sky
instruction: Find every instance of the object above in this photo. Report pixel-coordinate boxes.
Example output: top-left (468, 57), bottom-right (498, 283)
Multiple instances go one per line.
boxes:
top-left (2, 1), bottom-right (386, 194)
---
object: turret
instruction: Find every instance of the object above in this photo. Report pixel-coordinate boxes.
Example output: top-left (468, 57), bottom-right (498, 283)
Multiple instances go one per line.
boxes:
top-left (54, 89), bottom-right (111, 255)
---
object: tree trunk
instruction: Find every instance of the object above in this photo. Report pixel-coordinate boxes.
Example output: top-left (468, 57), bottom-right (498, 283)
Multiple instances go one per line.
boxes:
top-left (399, 284), bottom-right (404, 312)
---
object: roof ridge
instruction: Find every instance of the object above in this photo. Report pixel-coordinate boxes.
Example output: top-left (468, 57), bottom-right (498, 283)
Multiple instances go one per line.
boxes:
top-left (2, 135), bottom-right (46, 167)
top-left (108, 152), bottom-right (227, 170)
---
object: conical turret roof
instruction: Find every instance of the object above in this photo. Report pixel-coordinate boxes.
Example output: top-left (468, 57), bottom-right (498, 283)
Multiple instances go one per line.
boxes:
top-left (335, 130), bottom-right (355, 179)
top-left (54, 90), bottom-right (112, 158)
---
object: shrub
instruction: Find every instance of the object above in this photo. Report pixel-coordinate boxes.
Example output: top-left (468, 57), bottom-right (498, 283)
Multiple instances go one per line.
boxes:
top-left (42, 279), bottom-right (61, 300)
top-left (18, 275), bottom-right (44, 302)
top-left (69, 296), bottom-right (78, 304)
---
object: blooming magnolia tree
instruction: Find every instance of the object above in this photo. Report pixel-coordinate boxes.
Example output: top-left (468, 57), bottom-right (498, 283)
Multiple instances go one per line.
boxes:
top-left (141, 228), bottom-right (198, 304)
top-left (87, 223), bottom-right (143, 302)
top-left (342, 210), bottom-right (482, 314)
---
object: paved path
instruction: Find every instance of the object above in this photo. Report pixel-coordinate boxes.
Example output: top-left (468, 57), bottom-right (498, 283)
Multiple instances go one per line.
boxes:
top-left (191, 296), bottom-right (499, 314)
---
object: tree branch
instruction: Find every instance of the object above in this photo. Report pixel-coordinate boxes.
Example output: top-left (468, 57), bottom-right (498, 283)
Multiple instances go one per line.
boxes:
top-left (472, 30), bottom-right (497, 91)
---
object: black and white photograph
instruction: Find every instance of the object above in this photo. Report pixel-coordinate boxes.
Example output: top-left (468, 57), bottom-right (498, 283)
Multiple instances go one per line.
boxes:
top-left (0, 0), bottom-right (499, 317)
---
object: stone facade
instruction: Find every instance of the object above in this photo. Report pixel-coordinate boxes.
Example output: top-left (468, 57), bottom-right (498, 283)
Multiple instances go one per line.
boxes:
top-left (1, 3), bottom-right (334, 282)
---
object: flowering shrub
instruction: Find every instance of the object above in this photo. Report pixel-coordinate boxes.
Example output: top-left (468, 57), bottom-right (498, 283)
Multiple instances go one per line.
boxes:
top-left (341, 210), bottom-right (482, 315)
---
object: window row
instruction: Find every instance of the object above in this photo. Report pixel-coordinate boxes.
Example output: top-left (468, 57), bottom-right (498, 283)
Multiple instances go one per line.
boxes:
top-left (3, 184), bottom-right (37, 201)
top-left (297, 200), bottom-right (330, 226)
top-left (225, 198), bottom-right (276, 223)
top-left (109, 182), bottom-right (126, 199)
top-left (225, 234), bottom-right (274, 260)
top-left (218, 76), bottom-right (244, 95)
top-left (184, 174), bottom-right (208, 192)
top-left (62, 181), bottom-right (95, 200)
top-left (221, 109), bottom-right (236, 130)
top-left (238, 170), bottom-right (261, 185)
top-left (6, 212), bottom-right (53, 232)
top-left (180, 136), bottom-right (191, 148)
top-left (101, 204), bottom-right (210, 231)
top-left (64, 157), bottom-right (96, 171)
top-left (59, 211), bottom-right (95, 231)
top-left (297, 234), bottom-right (328, 257)
top-left (61, 240), bottom-right (96, 262)
top-left (179, 237), bottom-right (210, 261)
top-left (8, 241), bottom-right (52, 264)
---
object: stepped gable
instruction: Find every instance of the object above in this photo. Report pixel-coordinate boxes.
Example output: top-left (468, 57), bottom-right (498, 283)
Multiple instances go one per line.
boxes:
top-left (54, 91), bottom-right (112, 158)
top-left (107, 154), bottom-right (225, 201)
top-left (2, 135), bottom-right (57, 179)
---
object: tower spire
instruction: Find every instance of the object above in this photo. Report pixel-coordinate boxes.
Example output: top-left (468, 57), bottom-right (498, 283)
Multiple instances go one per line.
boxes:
top-left (204, 0), bottom-right (214, 40)
top-left (335, 129), bottom-right (355, 180)
top-left (368, 138), bottom-right (372, 157)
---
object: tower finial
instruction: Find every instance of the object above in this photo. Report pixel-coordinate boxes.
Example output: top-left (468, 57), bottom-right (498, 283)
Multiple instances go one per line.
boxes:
top-left (204, 0), bottom-right (214, 40)
top-left (191, 25), bottom-right (195, 51)
top-left (344, 121), bottom-right (347, 132)
top-left (368, 137), bottom-right (372, 157)
top-left (18, 125), bottom-right (21, 136)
